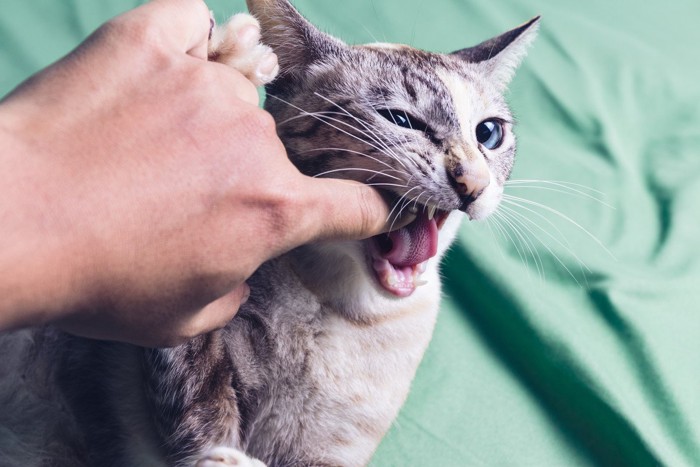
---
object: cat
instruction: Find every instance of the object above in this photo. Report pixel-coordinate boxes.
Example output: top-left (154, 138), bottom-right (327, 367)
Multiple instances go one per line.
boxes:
top-left (0, 0), bottom-right (538, 466)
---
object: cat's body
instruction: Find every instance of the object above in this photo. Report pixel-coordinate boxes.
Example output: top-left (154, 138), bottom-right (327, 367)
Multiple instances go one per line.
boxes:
top-left (0, 243), bottom-right (445, 466)
top-left (0, 1), bottom-right (537, 465)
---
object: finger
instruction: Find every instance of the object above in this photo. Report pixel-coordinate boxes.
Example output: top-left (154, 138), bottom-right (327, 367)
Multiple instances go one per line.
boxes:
top-left (138, 0), bottom-right (212, 58)
top-left (305, 178), bottom-right (416, 242)
top-left (187, 282), bottom-right (250, 335)
top-left (208, 60), bottom-right (260, 106)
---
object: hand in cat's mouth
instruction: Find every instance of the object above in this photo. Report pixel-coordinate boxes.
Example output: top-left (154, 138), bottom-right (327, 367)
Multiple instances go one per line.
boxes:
top-left (368, 207), bottom-right (450, 297)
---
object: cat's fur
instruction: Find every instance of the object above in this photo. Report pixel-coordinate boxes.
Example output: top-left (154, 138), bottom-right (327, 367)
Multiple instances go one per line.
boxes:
top-left (0, 1), bottom-right (538, 465)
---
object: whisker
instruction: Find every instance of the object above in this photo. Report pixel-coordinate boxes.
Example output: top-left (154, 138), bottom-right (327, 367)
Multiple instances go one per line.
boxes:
top-left (502, 194), bottom-right (616, 260)
top-left (485, 216), bottom-right (517, 266)
top-left (502, 197), bottom-right (574, 251)
top-left (500, 203), bottom-right (590, 280)
top-left (498, 206), bottom-right (582, 285)
top-left (500, 209), bottom-right (547, 282)
top-left (313, 93), bottom-right (410, 170)
top-left (373, 91), bottom-right (427, 173)
top-left (296, 147), bottom-right (410, 177)
top-left (268, 94), bottom-right (407, 170)
top-left (394, 192), bottom-right (421, 228)
top-left (364, 182), bottom-right (410, 188)
top-left (312, 113), bottom-right (411, 172)
top-left (410, 190), bottom-right (428, 210)
top-left (495, 208), bottom-right (545, 277)
top-left (491, 210), bottom-right (531, 271)
top-left (313, 167), bottom-right (403, 181)
top-left (504, 182), bottom-right (614, 209)
top-left (387, 186), bottom-right (422, 231)
top-left (507, 179), bottom-right (607, 195)
top-left (501, 200), bottom-right (587, 266)
top-left (422, 195), bottom-right (435, 213)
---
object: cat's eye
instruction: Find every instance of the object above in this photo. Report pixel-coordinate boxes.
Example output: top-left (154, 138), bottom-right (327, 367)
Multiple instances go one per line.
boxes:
top-left (475, 120), bottom-right (504, 150)
top-left (377, 109), bottom-right (429, 133)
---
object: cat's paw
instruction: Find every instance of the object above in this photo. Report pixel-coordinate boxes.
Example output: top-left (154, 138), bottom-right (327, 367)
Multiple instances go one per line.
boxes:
top-left (208, 13), bottom-right (279, 86)
top-left (195, 446), bottom-right (266, 467)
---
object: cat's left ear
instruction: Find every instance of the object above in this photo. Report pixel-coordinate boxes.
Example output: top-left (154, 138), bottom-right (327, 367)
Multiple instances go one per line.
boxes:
top-left (451, 16), bottom-right (540, 91)
top-left (246, 0), bottom-right (346, 81)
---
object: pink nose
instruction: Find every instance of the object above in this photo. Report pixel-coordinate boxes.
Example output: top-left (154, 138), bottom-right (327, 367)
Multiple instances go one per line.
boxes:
top-left (450, 162), bottom-right (490, 211)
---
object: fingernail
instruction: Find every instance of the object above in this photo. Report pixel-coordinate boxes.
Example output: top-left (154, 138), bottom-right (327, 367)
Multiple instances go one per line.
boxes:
top-left (209, 11), bottom-right (215, 40)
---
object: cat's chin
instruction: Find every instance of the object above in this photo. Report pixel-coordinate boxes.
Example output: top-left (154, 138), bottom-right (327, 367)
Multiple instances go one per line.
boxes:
top-left (367, 209), bottom-right (450, 297)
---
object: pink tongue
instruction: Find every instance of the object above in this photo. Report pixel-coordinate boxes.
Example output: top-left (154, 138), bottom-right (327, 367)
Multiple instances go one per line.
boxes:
top-left (382, 216), bottom-right (438, 267)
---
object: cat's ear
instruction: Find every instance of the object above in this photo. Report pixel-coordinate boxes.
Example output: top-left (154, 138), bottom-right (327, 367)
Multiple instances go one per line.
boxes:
top-left (451, 16), bottom-right (540, 91)
top-left (245, 0), bottom-right (345, 80)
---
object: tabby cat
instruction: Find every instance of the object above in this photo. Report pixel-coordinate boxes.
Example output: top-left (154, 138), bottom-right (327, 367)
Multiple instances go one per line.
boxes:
top-left (0, 0), bottom-right (538, 465)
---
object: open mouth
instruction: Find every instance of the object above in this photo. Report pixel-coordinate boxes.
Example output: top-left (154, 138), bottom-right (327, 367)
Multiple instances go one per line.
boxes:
top-left (368, 206), bottom-right (450, 297)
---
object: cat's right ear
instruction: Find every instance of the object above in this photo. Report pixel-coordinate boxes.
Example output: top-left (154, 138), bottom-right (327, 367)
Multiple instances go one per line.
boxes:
top-left (245, 0), bottom-right (345, 81)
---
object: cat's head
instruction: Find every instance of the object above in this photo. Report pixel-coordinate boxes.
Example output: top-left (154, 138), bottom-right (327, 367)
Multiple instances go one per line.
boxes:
top-left (247, 0), bottom-right (538, 298)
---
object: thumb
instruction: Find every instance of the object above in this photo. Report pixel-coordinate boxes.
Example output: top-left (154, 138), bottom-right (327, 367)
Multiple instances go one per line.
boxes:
top-left (306, 178), bottom-right (416, 242)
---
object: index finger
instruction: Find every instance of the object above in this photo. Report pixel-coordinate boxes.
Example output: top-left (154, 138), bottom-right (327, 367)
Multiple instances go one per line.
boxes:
top-left (132, 0), bottom-right (212, 58)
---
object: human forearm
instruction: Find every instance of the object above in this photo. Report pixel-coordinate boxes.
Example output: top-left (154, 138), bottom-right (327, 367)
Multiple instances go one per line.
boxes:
top-left (0, 110), bottom-right (91, 330)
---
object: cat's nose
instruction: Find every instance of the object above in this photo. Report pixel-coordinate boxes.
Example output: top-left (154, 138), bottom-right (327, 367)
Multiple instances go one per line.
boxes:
top-left (448, 149), bottom-right (491, 211)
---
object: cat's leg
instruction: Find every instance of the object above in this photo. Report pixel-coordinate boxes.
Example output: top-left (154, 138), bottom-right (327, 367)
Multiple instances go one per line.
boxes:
top-left (208, 13), bottom-right (279, 86)
top-left (196, 446), bottom-right (266, 467)
top-left (141, 333), bottom-right (244, 467)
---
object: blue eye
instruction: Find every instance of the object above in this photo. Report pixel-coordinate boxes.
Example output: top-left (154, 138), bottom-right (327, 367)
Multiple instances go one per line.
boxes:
top-left (476, 120), bottom-right (503, 149)
top-left (377, 109), bottom-right (428, 132)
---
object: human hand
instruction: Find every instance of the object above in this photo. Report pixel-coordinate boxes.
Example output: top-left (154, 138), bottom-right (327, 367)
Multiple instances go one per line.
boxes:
top-left (0, 0), bottom-right (400, 347)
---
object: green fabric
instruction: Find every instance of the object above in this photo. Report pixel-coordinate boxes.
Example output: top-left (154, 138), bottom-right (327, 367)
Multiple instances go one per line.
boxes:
top-left (3, 1), bottom-right (699, 465)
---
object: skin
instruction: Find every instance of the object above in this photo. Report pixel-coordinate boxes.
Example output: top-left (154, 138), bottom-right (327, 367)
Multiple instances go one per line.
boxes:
top-left (0, 0), bottom-right (406, 347)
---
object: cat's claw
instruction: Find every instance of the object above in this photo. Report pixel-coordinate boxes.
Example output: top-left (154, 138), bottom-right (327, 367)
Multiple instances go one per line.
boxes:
top-left (208, 13), bottom-right (279, 86)
top-left (195, 446), bottom-right (267, 467)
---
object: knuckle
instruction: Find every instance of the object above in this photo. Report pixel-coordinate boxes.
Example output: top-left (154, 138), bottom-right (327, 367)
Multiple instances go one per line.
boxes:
top-left (223, 70), bottom-right (260, 105)
top-left (239, 79), bottom-right (260, 105)
top-left (258, 186), bottom-right (300, 251)
top-left (102, 13), bottom-right (168, 60)
top-left (186, 63), bottom-right (217, 89)
top-left (241, 106), bottom-right (277, 138)
top-left (268, 189), bottom-right (297, 229)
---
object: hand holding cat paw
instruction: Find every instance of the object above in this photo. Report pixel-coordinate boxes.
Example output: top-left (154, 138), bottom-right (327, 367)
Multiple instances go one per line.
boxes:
top-left (0, 0), bottom-right (399, 346)
top-left (209, 14), bottom-right (279, 86)
top-left (0, 0), bottom-right (266, 345)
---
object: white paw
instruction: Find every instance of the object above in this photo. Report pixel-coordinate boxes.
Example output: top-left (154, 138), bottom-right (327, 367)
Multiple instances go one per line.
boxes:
top-left (195, 446), bottom-right (266, 467)
top-left (208, 13), bottom-right (279, 86)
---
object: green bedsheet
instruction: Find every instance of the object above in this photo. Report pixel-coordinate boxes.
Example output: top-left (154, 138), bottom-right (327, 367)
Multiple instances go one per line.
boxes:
top-left (3, 1), bottom-right (699, 465)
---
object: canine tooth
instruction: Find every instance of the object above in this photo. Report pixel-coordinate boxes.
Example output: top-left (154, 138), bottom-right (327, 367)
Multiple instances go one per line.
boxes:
top-left (414, 279), bottom-right (428, 287)
top-left (386, 274), bottom-right (398, 286)
top-left (428, 206), bottom-right (437, 220)
top-left (408, 205), bottom-right (418, 215)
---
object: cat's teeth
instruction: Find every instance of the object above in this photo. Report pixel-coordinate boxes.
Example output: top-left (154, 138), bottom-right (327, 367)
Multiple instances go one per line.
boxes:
top-left (386, 274), bottom-right (398, 287)
top-left (408, 206), bottom-right (418, 215)
top-left (417, 261), bottom-right (428, 273)
top-left (427, 206), bottom-right (437, 220)
top-left (414, 279), bottom-right (428, 287)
